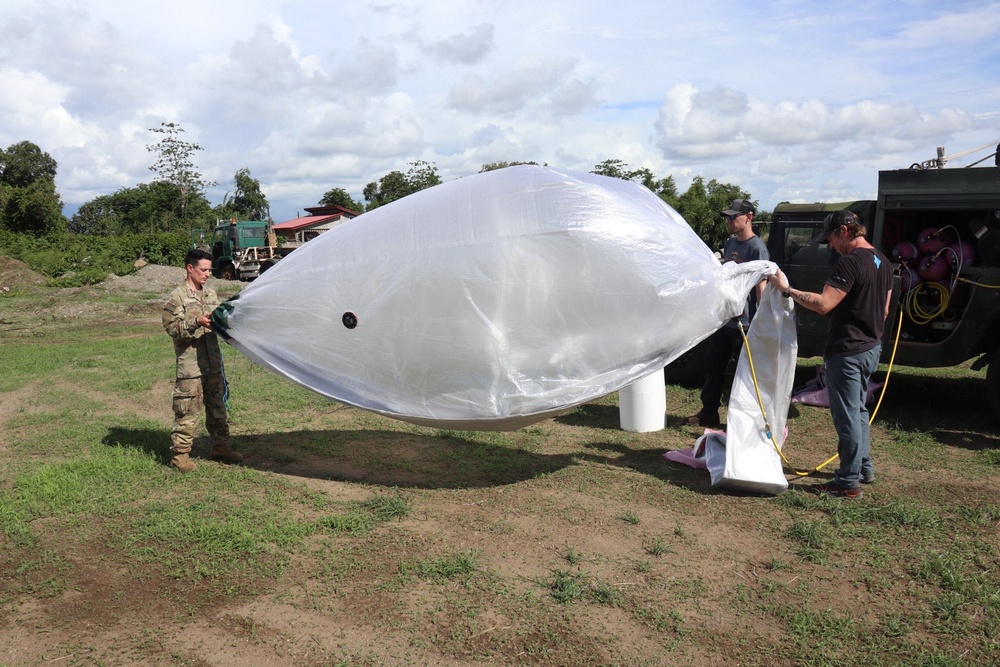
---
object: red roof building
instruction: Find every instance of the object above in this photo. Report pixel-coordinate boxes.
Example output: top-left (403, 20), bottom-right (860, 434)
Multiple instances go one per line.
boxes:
top-left (272, 204), bottom-right (361, 245)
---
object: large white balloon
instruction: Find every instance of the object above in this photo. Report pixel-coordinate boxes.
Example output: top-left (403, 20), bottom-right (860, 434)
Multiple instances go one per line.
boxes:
top-left (213, 166), bottom-right (775, 430)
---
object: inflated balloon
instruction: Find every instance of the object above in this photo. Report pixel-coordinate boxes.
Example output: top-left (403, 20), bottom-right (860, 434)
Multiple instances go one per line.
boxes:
top-left (213, 166), bottom-right (776, 430)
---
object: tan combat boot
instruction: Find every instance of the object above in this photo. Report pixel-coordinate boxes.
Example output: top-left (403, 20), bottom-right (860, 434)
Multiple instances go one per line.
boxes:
top-left (209, 442), bottom-right (244, 464)
top-left (170, 452), bottom-right (197, 473)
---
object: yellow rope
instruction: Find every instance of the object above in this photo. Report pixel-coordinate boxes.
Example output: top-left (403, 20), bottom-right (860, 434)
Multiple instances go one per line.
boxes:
top-left (737, 304), bottom-right (903, 478)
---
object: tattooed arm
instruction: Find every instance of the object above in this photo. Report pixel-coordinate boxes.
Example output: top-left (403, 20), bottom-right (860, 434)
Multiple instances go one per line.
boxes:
top-left (767, 269), bottom-right (847, 316)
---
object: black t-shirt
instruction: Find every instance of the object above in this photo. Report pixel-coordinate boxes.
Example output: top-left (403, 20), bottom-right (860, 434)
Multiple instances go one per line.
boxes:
top-left (824, 247), bottom-right (894, 356)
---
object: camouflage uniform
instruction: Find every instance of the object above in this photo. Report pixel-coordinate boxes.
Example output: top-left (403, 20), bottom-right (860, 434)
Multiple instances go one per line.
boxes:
top-left (163, 283), bottom-right (229, 455)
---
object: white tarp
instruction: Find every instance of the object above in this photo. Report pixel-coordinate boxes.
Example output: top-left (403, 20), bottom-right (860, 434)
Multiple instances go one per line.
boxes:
top-left (705, 285), bottom-right (797, 495)
top-left (213, 165), bottom-right (777, 430)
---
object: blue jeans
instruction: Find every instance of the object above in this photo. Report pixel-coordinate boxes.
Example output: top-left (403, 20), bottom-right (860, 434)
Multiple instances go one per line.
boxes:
top-left (824, 346), bottom-right (880, 488)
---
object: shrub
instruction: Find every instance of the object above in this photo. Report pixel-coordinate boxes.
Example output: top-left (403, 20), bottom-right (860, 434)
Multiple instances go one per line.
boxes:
top-left (0, 230), bottom-right (190, 286)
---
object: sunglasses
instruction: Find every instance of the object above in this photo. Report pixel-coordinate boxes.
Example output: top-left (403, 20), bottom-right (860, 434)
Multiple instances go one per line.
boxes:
top-left (725, 213), bottom-right (744, 220)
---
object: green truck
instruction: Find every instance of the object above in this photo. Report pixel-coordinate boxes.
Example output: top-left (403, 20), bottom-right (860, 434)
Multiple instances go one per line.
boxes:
top-left (668, 144), bottom-right (1000, 413)
top-left (192, 219), bottom-right (288, 281)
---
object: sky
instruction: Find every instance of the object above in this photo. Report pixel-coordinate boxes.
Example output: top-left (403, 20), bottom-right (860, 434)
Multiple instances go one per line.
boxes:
top-left (1, 0), bottom-right (999, 222)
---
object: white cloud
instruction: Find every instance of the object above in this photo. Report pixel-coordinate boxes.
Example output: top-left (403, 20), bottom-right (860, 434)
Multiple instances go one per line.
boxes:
top-left (0, 70), bottom-right (89, 146)
top-left (873, 4), bottom-right (1000, 49)
top-left (547, 78), bottom-right (603, 115)
top-left (422, 23), bottom-right (495, 65)
top-left (293, 92), bottom-right (425, 159)
top-left (0, 0), bottom-right (997, 219)
top-left (656, 83), bottom-right (983, 164)
top-left (446, 57), bottom-right (600, 117)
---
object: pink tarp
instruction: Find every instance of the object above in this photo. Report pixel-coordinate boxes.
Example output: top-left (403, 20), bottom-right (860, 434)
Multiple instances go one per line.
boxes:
top-left (791, 365), bottom-right (882, 407)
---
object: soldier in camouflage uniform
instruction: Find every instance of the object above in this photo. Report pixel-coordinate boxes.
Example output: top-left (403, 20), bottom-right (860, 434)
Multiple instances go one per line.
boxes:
top-left (162, 248), bottom-right (243, 472)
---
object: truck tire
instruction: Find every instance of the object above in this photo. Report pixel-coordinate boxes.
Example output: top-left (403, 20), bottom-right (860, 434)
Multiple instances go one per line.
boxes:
top-left (987, 349), bottom-right (1000, 417)
top-left (259, 258), bottom-right (278, 275)
top-left (219, 262), bottom-right (237, 281)
top-left (664, 339), bottom-right (709, 388)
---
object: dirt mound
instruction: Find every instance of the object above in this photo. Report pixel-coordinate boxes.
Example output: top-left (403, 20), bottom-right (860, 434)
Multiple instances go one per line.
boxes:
top-left (0, 257), bottom-right (47, 291)
top-left (100, 264), bottom-right (187, 293)
top-left (100, 264), bottom-right (243, 296)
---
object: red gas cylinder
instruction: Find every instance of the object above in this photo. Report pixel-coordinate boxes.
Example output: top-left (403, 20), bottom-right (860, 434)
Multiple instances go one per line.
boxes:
top-left (917, 253), bottom-right (950, 282)
top-left (917, 227), bottom-right (953, 255)
top-left (945, 241), bottom-right (976, 268)
top-left (891, 240), bottom-right (919, 265)
top-left (900, 266), bottom-right (922, 292)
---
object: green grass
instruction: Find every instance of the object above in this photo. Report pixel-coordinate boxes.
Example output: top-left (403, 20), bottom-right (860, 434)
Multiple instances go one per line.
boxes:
top-left (547, 569), bottom-right (590, 604)
top-left (767, 480), bottom-right (999, 663)
top-left (0, 442), bottom-right (410, 585)
top-left (314, 493), bottom-right (411, 535)
top-left (619, 510), bottom-right (641, 524)
top-left (644, 536), bottom-right (671, 557)
top-left (1, 285), bottom-right (998, 666)
top-left (403, 550), bottom-right (480, 582)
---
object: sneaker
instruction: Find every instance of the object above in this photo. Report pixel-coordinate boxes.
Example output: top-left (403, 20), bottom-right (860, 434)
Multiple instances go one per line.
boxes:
top-left (684, 411), bottom-right (721, 428)
top-left (861, 471), bottom-right (876, 485)
top-left (811, 481), bottom-right (863, 500)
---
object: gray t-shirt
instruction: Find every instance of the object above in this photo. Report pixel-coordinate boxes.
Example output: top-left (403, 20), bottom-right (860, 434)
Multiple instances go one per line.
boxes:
top-left (721, 234), bottom-right (769, 329)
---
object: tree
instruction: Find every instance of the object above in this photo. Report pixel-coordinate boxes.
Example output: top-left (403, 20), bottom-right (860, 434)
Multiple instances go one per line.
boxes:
top-left (69, 192), bottom-right (127, 235)
top-left (675, 177), bottom-right (753, 251)
top-left (362, 160), bottom-right (442, 210)
top-left (146, 122), bottom-right (216, 222)
top-left (1, 179), bottom-right (65, 236)
top-left (319, 187), bottom-right (363, 212)
top-left (0, 141), bottom-right (65, 237)
top-left (0, 141), bottom-right (58, 187)
top-left (227, 168), bottom-right (270, 220)
top-left (589, 158), bottom-right (757, 249)
top-left (70, 182), bottom-right (212, 235)
top-left (591, 158), bottom-right (640, 181)
top-left (591, 159), bottom-right (679, 208)
top-left (479, 160), bottom-right (540, 172)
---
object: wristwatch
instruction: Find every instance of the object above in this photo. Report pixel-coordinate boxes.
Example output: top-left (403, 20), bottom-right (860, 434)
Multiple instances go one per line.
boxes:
top-left (782, 289), bottom-right (791, 299)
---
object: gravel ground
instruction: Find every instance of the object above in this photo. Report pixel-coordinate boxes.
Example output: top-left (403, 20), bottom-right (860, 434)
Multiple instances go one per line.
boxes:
top-left (1, 260), bottom-right (245, 326)
top-left (99, 263), bottom-right (244, 296)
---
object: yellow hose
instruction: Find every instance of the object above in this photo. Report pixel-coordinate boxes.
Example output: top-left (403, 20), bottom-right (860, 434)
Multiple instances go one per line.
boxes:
top-left (738, 304), bottom-right (903, 478)
top-left (903, 281), bottom-right (949, 325)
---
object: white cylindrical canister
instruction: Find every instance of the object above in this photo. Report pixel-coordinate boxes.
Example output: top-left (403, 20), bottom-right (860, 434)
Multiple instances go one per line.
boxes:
top-left (618, 368), bottom-right (666, 432)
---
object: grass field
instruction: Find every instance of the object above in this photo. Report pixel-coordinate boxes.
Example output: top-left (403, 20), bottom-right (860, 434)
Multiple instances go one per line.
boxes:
top-left (0, 275), bottom-right (998, 666)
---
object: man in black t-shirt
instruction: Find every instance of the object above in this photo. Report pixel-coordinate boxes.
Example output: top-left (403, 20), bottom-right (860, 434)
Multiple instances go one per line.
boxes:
top-left (769, 210), bottom-right (893, 499)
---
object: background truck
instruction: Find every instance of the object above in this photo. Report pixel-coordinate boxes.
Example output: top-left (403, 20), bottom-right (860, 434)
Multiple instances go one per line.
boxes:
top-left (192, 219), bottom-right (289, 281)
top-left (767, 145), bottom-right (1000, 412)
top-left (667, 143), bottom-right (1000, 414)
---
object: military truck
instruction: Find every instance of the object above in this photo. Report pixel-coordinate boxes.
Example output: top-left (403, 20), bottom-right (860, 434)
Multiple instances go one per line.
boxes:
top-left (193, 219), bottom-right (287, 281)
top-left (666, 143), bottom-right (1000, 413)
top-left (767, 147), bottom-right (1000, 411)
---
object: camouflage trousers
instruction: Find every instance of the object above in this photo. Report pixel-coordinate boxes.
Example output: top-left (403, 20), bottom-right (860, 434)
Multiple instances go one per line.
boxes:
top-left (170, 373), bottom-right (229, 454)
